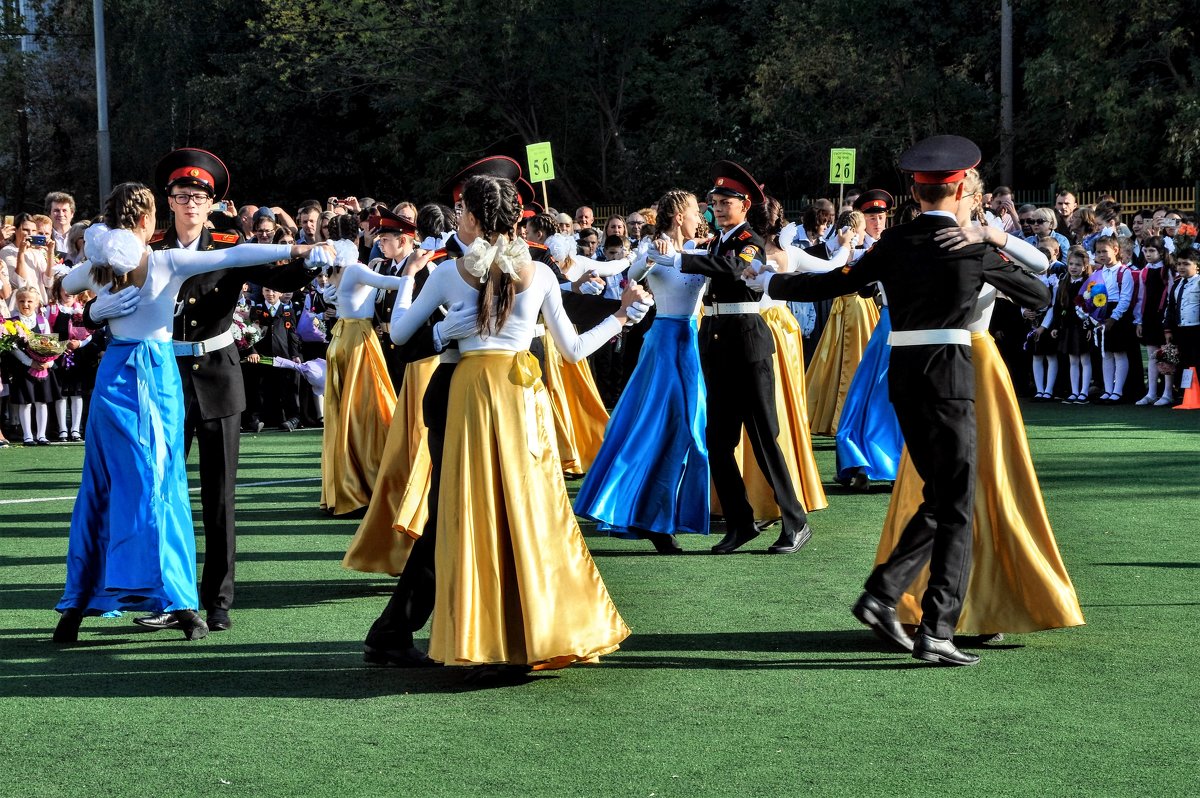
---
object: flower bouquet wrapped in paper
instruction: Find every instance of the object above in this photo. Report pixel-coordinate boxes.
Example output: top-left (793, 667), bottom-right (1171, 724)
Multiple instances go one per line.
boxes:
top-left (1157, 342), bottom-right (1181, 376)
top-left (26, 333), bottom-right (68, 379)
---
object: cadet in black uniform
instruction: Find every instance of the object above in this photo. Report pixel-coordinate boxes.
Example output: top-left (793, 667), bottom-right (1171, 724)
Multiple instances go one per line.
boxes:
top-left (248, 286), bottom-right (304, 431)
top-left (91, 149), bottom-right (319, 633)
top-left (648, 160), bottom-right (811, 555)
top-left (751, 136), bottom-right (1052, 666)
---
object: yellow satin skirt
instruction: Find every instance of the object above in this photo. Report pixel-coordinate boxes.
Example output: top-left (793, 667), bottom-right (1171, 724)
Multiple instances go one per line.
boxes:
top-left (713, 306), bottom-right (829, 520)
top-left (805, 294), bottom-right (879, 436)
top-left (429, 351), bottom-right (630, 669)
top-left (876, 332), bottom-right (1085, 634)
top-left (541, 332), bottom-right (610, 477)
top-left (320, 318), bottom-right (397, 515)
top-left (342, 354), bottom-right (438, 575)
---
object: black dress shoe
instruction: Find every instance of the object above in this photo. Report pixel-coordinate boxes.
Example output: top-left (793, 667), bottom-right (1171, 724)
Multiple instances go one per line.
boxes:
top-left (851, 592), bottom-right (914, 651)
top-left (134, 612), bottom-right (181, 631)
top-left (173, 610), bottom-right (209, 641)
top-left (767, 523), bottom-right (812, 554)
top-left (849, 471), bottom-right (870, 491)
top-left (913, 633), bottom-right (980, 666)
top-left (53, 608), bottom-right (83, 643)
top-left (207, 609), bottom-right (232, 631)
top-left (711, 527), bottom-right (759, 554)
top-left (363, 643), bottom-right (438, 668)
top-left (643, 532), bottom-right (684, 554)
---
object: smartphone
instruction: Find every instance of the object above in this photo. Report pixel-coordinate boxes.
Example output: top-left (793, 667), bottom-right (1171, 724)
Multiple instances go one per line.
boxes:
top-left (215, 201), bottom-right (229, 213)
top-left (30, 234), bottom-right (48, 246)
top-left (3, 215), bottom-right (12, 227)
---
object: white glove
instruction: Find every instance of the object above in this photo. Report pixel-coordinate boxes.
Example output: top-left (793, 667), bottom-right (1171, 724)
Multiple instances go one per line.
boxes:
top-left (305, 245), bottom-right (335, 271)
top-left (89, 284), bottom-right (140, 322)
top-left (432, 300), bottom-right (478, 348)
top-left (646, 250), bottom-right (675, 267)
top-left (578, 276), bottom-right (604, 296)
top-left (742, 270), bottom-right (773, 294)
top-left (624, 300), bottom-right (652, 325)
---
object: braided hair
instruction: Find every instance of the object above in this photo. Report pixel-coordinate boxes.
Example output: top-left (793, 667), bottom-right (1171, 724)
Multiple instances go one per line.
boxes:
top-left (326, 212), bottom-right (359, 242)
top-left (654, 189), bottom-right (695, 237)
top-left (461, 175), bottom-right (523, 336)
top-left (417, 203), bottom-right (455, 243)
top-left (92, 182), bottom-right (155, 287)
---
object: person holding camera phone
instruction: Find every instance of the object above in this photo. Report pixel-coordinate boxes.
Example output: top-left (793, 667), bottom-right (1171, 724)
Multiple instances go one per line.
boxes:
top-left (1, 214), bottom-right (54, 309)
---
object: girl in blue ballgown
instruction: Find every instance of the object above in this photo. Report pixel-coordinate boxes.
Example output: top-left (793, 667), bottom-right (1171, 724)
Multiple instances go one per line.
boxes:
top-left (574, 190), bottom-right (710, 553)
top-left (54, 182), bottom-right (329, 643)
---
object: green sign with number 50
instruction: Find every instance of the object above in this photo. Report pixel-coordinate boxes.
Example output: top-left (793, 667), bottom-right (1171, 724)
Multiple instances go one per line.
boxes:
top-left (526, 142), bottom-right (555, 183)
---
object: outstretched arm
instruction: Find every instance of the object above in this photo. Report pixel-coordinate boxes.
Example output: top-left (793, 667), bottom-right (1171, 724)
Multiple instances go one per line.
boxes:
top-left (981, 251), bottom-right (1052, 309)
top-left (166, 243), bottom-right (324, 279)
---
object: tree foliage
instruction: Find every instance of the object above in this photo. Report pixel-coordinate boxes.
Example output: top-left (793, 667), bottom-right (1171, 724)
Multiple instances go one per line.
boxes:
top-left (2, 0), bottom-right (1197, 217)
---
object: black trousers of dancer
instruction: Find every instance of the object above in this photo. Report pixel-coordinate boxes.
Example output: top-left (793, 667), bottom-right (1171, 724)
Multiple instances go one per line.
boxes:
top-left (183, 405), bottom-right (240, 613)
top-left (704, 352), bottom-right (807, 534)
top-left (367, 362), bottom-right (456, 647)
top-left (865, 396), bottom-right (975, 640)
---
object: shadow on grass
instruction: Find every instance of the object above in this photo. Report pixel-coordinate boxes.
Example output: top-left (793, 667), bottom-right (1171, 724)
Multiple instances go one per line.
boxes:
top-left (0, 629), bottom-right (931, 699)
top-left (1094, 562), bottom-right (1200, 569)
top-left (0, 579), bottom-right (393, 612)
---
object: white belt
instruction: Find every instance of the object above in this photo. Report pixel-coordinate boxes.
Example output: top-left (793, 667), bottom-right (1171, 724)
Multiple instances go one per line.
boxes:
top-left (439, 350), bottom-right (462, 365)
top-left (534, 323), bottom-right (546, 336)
top-left (888, 328), bottom-right (971, 347)
top-left (706, 302), bottom-right (761, 316)
top-left (173, 328), bottom-right (235, 357)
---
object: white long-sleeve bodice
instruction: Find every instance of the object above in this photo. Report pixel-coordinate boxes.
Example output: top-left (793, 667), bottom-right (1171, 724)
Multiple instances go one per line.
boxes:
top-left (63, 244), bottom-right (294, 341)
top-left (629, 238), bottom-right (706, 317)
top-left (390, 259), bottom-right (622, 362)
top-left (335, 262), bottom-right (407, 318)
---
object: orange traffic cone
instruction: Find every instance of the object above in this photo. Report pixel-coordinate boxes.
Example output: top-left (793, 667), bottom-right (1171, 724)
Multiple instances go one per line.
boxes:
top-left (1175, 367), bottom-right (1200, 410)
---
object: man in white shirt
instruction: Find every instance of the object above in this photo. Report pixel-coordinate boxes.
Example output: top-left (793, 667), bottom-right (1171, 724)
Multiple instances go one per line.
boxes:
top-left (45, 191), bottom-right (75, 254)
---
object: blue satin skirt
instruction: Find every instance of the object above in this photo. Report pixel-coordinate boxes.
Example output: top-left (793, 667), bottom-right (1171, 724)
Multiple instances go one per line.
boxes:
top-left (575, 315), bottom-right (709, 537)
top-left (835, 307), bottom-right (903, 482)
top-left (57, 338), bottom-right (200, 615)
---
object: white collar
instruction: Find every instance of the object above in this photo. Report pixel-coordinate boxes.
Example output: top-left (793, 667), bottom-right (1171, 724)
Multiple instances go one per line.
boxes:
top-left (922, 210), bottom-right (959, 221)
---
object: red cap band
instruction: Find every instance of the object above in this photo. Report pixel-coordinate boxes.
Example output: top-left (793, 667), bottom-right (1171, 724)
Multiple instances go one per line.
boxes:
top-left (861, 199), bottom-right (888, 210)
top-left (912, 170), bottom-right (966, 185)
top-left (168, 166), bottom-right (215, 188)
top-left (713, 176), bottom-right (752, 199)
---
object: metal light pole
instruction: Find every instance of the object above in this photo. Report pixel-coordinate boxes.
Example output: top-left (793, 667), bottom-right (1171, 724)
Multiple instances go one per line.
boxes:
top-left (1000, 0), bottom-right (1014, 186)
top-left (93, 0), bottom-right (111, 199)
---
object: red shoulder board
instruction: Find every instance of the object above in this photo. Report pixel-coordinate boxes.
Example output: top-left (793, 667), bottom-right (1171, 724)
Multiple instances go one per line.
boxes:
top-left (429, 248), bottom-right (448, 260)
top-left (150, 230), bottom-right (166, 244)
top-left (997, 251), bottom-right (1012, 263)
top-left (211, 232), bottom-right (240, 244)
top-left (526, 240), bottom-right (548, 251)
top-left (737, 230), bottom-right (752, 241)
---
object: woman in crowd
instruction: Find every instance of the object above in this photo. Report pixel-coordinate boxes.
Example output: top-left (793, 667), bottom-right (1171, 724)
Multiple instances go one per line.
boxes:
top-left (54, 182), bottom-right (329, 643)
top-left (388, 175), bottom-right (637, 677)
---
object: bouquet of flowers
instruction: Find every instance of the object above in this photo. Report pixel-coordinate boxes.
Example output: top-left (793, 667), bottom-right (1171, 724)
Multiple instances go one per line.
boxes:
top-left (1157, 342), bottom-right (1181, 375)
top-left (1173, 223), bottom-right (1198, 255)
top-left (230, 307), bottom-right (264, 353)
top-left (0, 318), bottom-right (32, 354)
top-left (311, 315), bottom-right (327, 340)
top-left (26, 333), bottom-right (68, 379)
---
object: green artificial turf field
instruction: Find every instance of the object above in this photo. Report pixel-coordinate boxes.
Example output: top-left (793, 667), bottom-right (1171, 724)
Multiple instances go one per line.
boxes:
top-left (2, 403), bottom-right (1198, 797)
